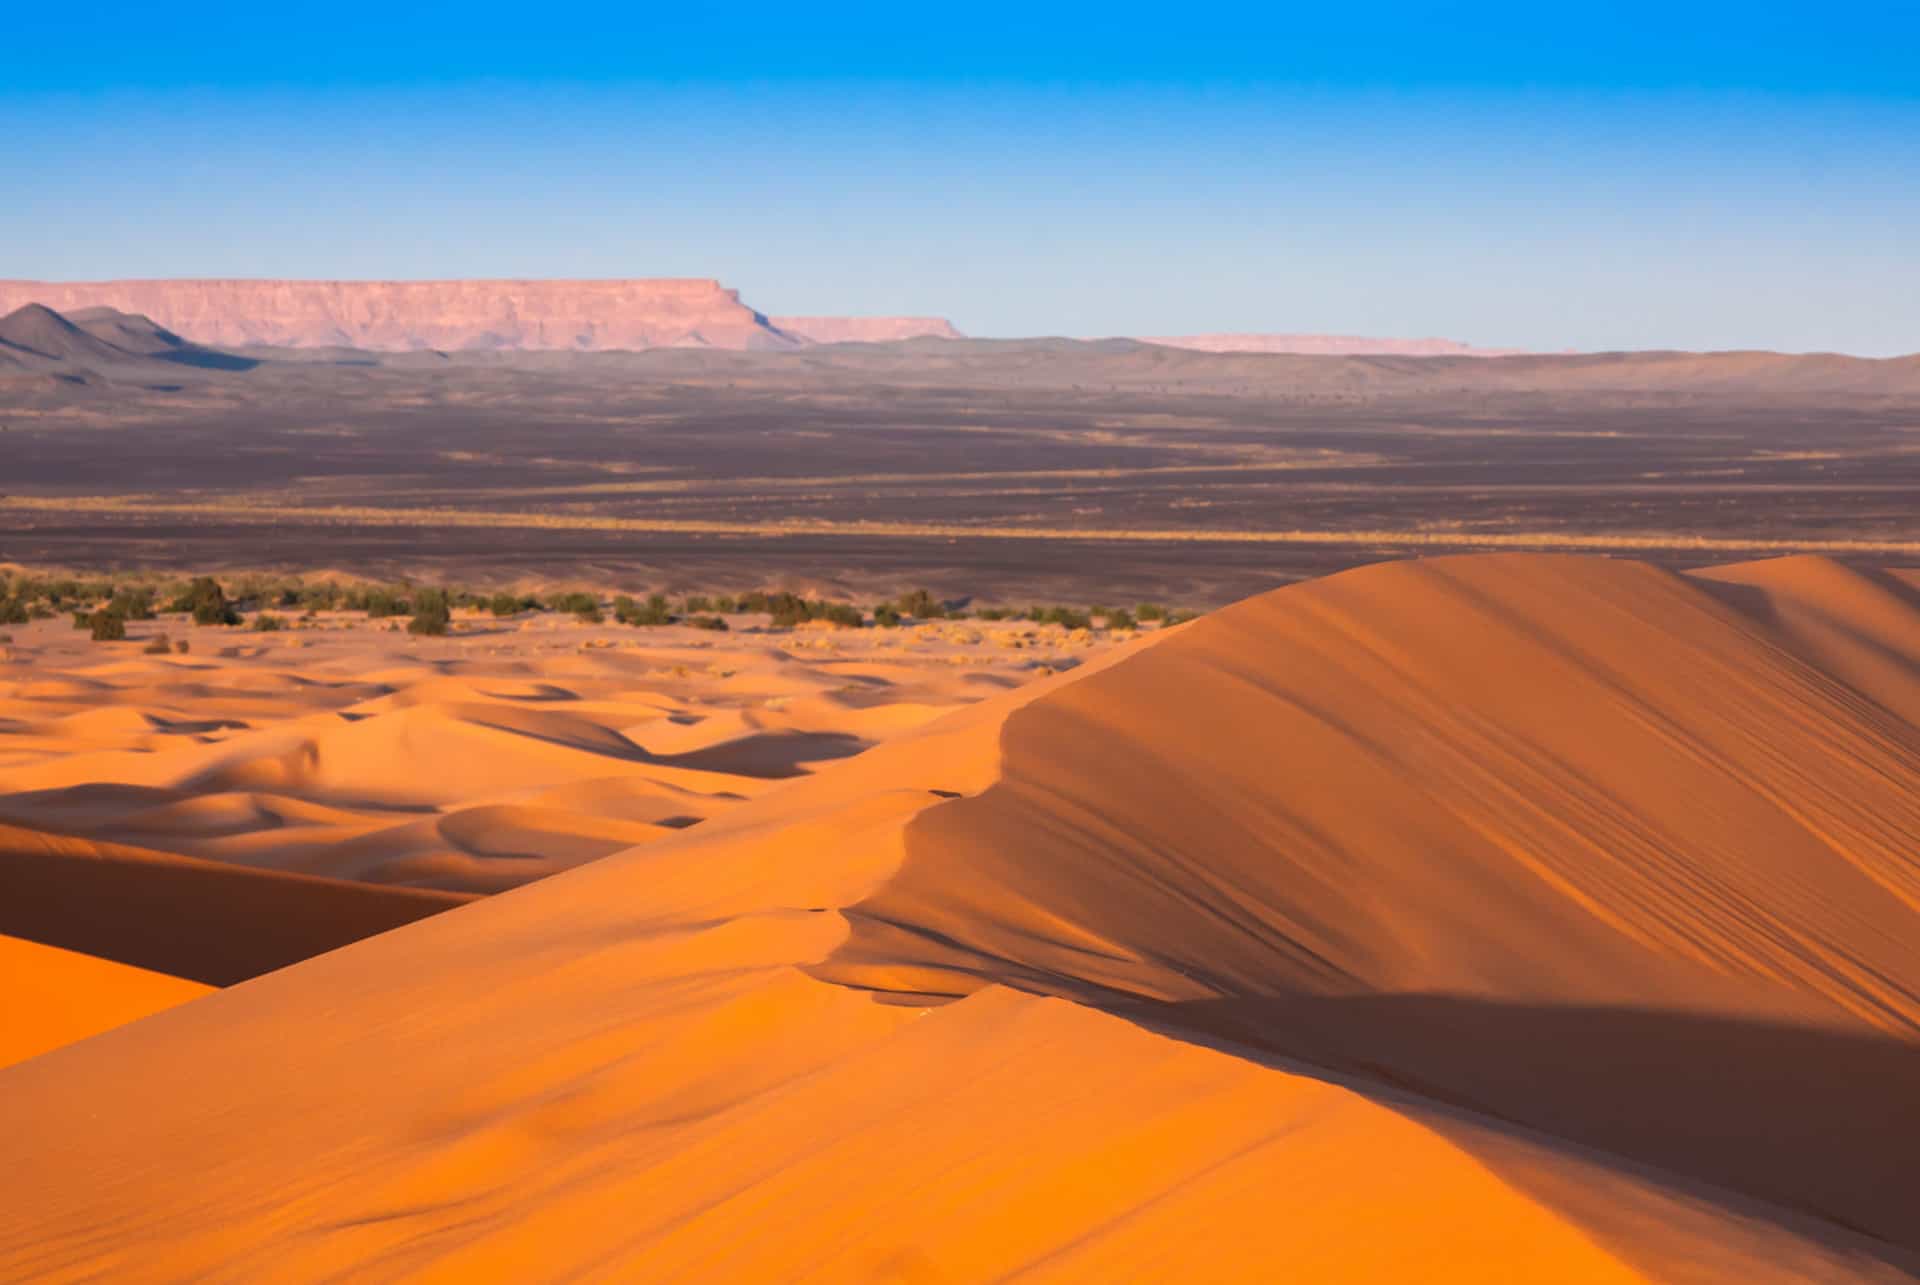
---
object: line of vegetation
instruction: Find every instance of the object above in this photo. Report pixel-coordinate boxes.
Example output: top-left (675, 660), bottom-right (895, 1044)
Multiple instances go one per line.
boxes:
top-left (0, 571), bottom-right (1196, 644)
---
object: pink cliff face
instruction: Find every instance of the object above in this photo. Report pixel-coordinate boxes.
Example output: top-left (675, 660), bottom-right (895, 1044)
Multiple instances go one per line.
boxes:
top-left (0, 280), bottom-right (810, 352)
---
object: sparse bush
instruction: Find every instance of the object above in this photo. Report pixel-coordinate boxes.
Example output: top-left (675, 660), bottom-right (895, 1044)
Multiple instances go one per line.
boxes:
top-left (72, 611), bottom-right (92, 631)
top-left (895, 588), bottom-right (946, 620)
top-left (575, 603), bottom-right (604, 624)
top-left (713, 595), bottom-right (738, 614)
top-left (682, 595), bottom-right (712, 613)
top-left (489, 592), bottom-right (521, 618)
top-left (687, 614), bottom-right (729, 631)
top-left (175, 639), bottom-right (190, 654)
top-left (144, 635), bottom-right (173, 655)
top-left (972, 607), bottom-right (1012, 621)
top-left (818, 603), bottom-right (863, 628)
top-left (1037, 605), bottom-right (1091, 630)
top-left (407, 588), bottom-right (452, 636)
top-left (873, 604), bottom-right (902, 628)
top-left (362, 587), bottom-right (410, 619)
top-left (172, 577), bottom-right (240, 626)
top-left (0, 599), bottom-right (27, 625)
top-left (252, 613), bottom-right (285, 632)
top-left (109, 588), bottom-right (156, 620)
top-left (1101, 609), bottom-right (1137, 631)
top-left (764, 592), bottom-right (809, 627)
top-left (615, 593), bottom-right (673, 626)
top-left (547, 591), bottom-right (598, 615)
top-left (90, 612), bottom-right (126, 642)
top-left (1135, 603), bottom-right (1167, 622)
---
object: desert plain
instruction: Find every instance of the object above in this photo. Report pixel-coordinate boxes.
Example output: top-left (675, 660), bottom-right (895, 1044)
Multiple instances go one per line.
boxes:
top-left (2, 296), bottom-right (1919, 1280)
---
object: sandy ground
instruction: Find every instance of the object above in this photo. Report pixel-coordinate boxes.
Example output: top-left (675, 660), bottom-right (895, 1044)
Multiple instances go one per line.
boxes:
top-left (2, 554), bottom-right (1917, 1280)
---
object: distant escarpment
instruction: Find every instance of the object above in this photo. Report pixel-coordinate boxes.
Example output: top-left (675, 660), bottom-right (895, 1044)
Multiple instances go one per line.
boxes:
top-left (0, 280), bottom-right (965, 354)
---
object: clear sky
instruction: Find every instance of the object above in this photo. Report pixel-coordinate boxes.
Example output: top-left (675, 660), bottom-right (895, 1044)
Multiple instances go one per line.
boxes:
top-left (4, 3), bottom-right (1917, 353)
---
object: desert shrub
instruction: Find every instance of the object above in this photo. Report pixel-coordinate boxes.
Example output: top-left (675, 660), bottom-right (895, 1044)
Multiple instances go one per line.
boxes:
top-left (682, 595), bottom-right (712, 613)
top-left (252, 613), bottom-right (285, 632)
top-left (407, 589), bottom-right (452, 636)
top-left (575, 603), bottom-right (604, 624)
top-left (1036, 605), bottom-right (1091, 630)
top-left (615, 594), bottom-right (673, 626)
top-left (293, 583), bottom-right (339, 611)
top-left (1135, 603), bottom-right (1167, 622)
top-left (489, 592), bottom-right (522, 618)
top-left (175, 639), bottom-right (190, 654)
top-left (109, 588), bottom-right (156, 620)
top-left (713, 595), bottom-right (738, 613)
top-left (72, 611), bottom-right (92, 630)
top-left (895, 589), bottom-right (946, 620)
top-left (766, 593), bottom-right (812, 627)
top-left (0, 599), bottom-right (27, 625)
top-left (144, 635), bottom-right (173, 655)
top-left (90, 612), bottom-right (127, 642)
top-left (362, 587), bottom-right (410, 619)
top-left (738, 590), bottom-right (773, 614)
top-left (29, 605), bottom-right (54, 621)
top-left (872, 604), bottom-right (902, 628)
top-left (687, 614), bottom-right (729, 632)
top-left (547, 591), bottom-right (598, 615)
top-left (172, 577), bottom-right (240, 626)
top-left (972, 607), bottom-right (1012, 621)
top-left (1101, 609), bottom-right (1137, 631)
top-left (818, 603), bottom-right (863, 628)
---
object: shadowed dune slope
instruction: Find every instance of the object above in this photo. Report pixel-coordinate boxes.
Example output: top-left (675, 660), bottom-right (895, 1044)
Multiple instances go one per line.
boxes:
top-left (1, 554), bottom-right (1917, 1279)
top-left (0, 934), bottom-right (210, 1071)
top-left (0, 822), bottom-right (472, 985)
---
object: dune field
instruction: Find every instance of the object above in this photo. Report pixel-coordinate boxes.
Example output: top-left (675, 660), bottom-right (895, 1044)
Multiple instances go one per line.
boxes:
top-left (2, 552), bottom-right (1918, 1279)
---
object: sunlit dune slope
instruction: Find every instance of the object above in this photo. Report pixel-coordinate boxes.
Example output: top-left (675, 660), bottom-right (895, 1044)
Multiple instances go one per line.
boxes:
top-left (0, 933), bottom-right (209, 1071)
top-left (1, 554), bottom-right (1916, 1280)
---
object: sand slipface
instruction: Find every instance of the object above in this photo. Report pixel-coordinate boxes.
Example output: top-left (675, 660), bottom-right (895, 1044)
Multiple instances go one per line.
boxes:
top-left (1, 554), bottom-right (1917, 1279)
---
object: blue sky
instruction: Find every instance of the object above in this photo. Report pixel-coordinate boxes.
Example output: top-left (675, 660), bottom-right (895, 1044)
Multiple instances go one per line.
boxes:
top-left (4, 3), bottom-right (1918, 353)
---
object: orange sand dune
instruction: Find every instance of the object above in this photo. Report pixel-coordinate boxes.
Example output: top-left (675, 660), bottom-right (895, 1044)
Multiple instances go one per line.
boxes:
top-left (0, 821), bottom-right (471, 985)
top-left (0, 555), bottom-right (1916, 1279)
top-left (0, 611), bottom-right (1102, 891)
top-left (0, 933), bottom-right (209, 1071)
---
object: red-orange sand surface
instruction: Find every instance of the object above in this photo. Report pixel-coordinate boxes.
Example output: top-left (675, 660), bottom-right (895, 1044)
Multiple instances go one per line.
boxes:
top-left (2, 554), bottom-right (1917, 1280)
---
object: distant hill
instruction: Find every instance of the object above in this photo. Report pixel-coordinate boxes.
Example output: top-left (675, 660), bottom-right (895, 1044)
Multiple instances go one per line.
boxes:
top-left (0, 304), bottom-right (150, 368)
top-left (1139, 333), bottom-right (1531, 357)
top-left (771, 316), bottom-right (964, 344)
top-left (0, 303), bottom-right (254, 374)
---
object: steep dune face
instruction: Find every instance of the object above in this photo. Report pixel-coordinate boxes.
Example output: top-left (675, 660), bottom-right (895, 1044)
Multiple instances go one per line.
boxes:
top-left (0, 555), bottom-right (1916, 1278)
top-left (816, 554), bottom-right (1920, 1251)
top-left (0, 280), bottom-right (802, 351)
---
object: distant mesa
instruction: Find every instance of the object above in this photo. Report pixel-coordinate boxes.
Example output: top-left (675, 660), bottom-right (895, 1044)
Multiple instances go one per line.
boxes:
top-left (0, 280), bottom-right (965, 354)
top-left (1138, 332), bottom-right (1531, 357)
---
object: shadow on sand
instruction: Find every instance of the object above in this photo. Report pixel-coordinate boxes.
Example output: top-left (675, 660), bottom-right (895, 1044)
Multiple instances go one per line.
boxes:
top-left (1126, 993), bottom-right (1920, 1271)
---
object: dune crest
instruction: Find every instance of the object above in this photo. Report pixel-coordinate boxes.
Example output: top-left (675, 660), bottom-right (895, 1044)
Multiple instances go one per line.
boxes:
top-left (1, 555), bottom-right (1916, 1278)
